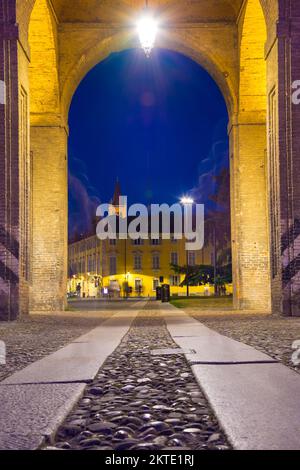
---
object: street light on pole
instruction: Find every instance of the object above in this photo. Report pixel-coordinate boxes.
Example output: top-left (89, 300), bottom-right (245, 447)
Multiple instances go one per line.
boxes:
top-left (180, 197), bottom-right (194, 205)
top-left (180, 196), bottom-right (194, 298)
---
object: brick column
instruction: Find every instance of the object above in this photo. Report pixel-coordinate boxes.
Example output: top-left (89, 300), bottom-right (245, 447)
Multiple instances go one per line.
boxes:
top-left (230, 115), bottom-right (271, 312)
top-left (0, 1), bottom-right (21, 320)
top-left (30, 123), bottom-right (68, 312)
top-left (271, 11), bottom-right (300, 316)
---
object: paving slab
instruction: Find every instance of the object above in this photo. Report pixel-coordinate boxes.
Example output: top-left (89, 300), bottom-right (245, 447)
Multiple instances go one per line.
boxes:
top-left (163, 305), bottom-right (276, 364)
top-left (2, 307), bottom-right (143, 385)
top-left (192, 362), bottom-right (300, 450)
top-left (181, 335), bottom-right (276, 364)
top-left (161, 304), bottom-right (300, 449)
top-left (0, 383), bottom-right (85, 450)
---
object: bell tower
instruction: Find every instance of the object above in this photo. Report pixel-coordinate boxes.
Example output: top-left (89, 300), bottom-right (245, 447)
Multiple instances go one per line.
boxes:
top-left (110, 179), bottom-right (127, 218)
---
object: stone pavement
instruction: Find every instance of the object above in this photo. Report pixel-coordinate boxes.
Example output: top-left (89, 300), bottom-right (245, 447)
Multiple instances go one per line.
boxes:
top-left (0, 383), bottom-right (85, 450)
top-left (163, 304), bottom-right (300, 450)
top-left (0, 309), bottom-right (115, 381)
top-left (0, 303), bottom-right (145, 450)
top-left (1, 301), bottom-right (300, 450)
top-left (53, 305), bottom-right (229, 451)
top-left (188, 308), bottom-right (300, 373)
top-left (2, 312), bottom-right (144, 385)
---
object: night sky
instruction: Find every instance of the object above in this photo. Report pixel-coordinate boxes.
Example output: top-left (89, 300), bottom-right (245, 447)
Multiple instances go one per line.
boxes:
top-left (68, 48), bottom-right (229, 238)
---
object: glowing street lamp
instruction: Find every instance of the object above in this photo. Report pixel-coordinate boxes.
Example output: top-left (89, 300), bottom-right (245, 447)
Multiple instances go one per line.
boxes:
top-left (137, 1), bottom-right (158, 57)
top-left (180, 196), bottom-right (194, 297)
top-left (180, 197), bottom-right (194, 205)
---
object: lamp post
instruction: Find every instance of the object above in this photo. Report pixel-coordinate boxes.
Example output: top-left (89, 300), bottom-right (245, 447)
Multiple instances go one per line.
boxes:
top-left (137, 0), bottom-right (158, 57)
top-left (124, 238), bottom-right (129, 299)
top-left (180, 197), bottom-right (194, 298)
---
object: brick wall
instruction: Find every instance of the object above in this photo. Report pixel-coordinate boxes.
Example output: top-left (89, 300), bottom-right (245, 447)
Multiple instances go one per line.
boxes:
top-left (275, 7), bottom-right (300, 316)
top-left (0, 0), bottom-right (21, 320)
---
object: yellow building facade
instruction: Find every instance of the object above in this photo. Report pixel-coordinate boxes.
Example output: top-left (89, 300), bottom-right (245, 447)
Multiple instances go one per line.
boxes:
top-left (68, 236), bottom-right (103, 298)
top-left (68, 234), bottom-right (232, 299)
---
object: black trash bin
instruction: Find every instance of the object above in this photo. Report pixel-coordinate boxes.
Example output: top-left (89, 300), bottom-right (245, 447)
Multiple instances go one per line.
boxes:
top-left (161, 284), bottom-right (170, 303)
top-left (156, 286), bottom-right (162, 301)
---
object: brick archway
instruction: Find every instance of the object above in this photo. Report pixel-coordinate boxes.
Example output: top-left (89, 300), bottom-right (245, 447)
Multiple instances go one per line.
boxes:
top-left (28, 0), bottom-right (242, 313)
top-left (2, 0), bottom-right (300, 320)
top-left (18, 0), bottom-right (273, 118)
top-left (60, 32), bottom-right (237, 120)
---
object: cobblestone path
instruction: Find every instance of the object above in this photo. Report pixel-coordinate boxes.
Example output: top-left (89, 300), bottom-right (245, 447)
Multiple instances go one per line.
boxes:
top-left (53, 307), bottom-right (230, 451)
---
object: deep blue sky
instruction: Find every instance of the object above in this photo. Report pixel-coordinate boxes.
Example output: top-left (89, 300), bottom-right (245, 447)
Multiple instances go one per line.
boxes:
top-left (68, 48), bottom-right (229, 238)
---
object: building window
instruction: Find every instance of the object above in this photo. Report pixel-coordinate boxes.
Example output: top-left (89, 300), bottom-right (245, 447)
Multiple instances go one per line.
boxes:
top-left (135, 278), bottom-right (143, 294)
top-left (151, 238), bottom-right (160, 245)
top-left (170, 275), bottom-right (180, 286)
top-left (110, 239), bottom-right (117, 246)
top-left (152, 254), bottom-right (160, 270)
top-left (188, 251), bottom-right (196, 266)
top-left (171, 252), bottom-right (178, 265)
top-left (134, 255), bottom-right (142, 270)
top-left (80, 258), bottom-right (85, 273)
top-left (132, 238), bottom-right (144, 245)
top-left (152, 278), bottom-right (159, 291)
top-left (171, 234), bottom-right (178, 243)
top-left (109, 256), bottom-right (117, 275)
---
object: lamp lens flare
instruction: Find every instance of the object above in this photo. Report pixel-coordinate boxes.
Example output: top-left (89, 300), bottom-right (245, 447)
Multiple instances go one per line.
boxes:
top-left (137, 16), bottom-right (158, 57)
top-left (181, 197), bottom-right (194, 205)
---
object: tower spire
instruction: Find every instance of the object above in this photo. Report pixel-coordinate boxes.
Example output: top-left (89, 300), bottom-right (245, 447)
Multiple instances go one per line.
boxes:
top-left (112, 178), bottom-right (121, 207)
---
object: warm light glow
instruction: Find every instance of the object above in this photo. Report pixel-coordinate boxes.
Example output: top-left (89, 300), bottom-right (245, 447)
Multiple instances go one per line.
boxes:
top-left (180, 197), bottom-right (194, 205)
top-left (137, 16), bottom-right (158, 57)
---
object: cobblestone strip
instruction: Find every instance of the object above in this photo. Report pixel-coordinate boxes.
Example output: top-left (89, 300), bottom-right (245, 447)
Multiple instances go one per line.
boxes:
top-left (52, 308), bottom-right (230, 451)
